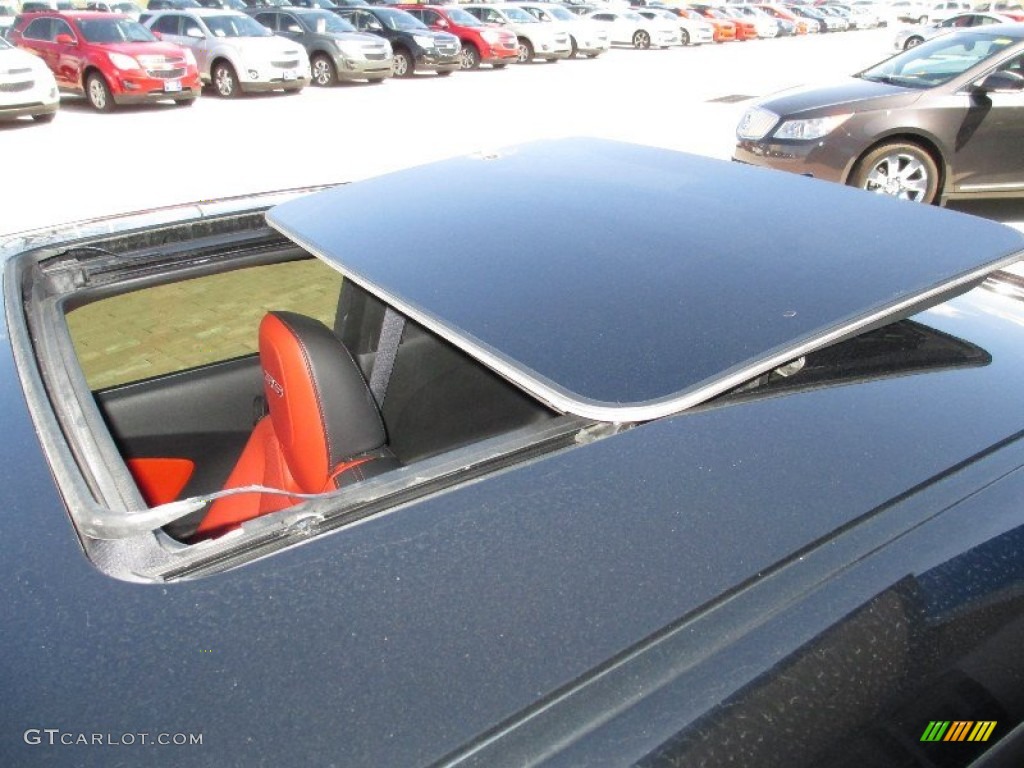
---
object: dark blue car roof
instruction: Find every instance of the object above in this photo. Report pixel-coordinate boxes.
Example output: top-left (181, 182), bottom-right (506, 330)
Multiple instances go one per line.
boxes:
top-left (267, 139), bottom-right (1024, 421)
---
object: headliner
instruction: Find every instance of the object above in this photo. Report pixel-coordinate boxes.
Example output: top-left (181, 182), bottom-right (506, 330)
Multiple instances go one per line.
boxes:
top-left (267, 138), bottom-right (1024, 421)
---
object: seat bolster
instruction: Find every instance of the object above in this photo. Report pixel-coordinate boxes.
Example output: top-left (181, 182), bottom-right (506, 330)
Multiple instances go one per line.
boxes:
top-left (325, 448), bottom-right (401, 491)
top-left (193, 418), bottom-right (301, 540)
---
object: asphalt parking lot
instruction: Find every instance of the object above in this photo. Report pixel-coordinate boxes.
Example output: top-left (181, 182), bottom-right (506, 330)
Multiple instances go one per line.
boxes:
top-left (3, 25), bottom-right (1024, 236)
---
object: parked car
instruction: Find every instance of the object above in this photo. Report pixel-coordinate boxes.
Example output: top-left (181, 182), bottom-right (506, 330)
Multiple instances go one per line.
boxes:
top-left (146, 0), bottom-right (200, 8)
top-left (720, 4), bottom-right (778, 37)
top-left (398, 3), bottom-right (518, 69)
top-left (0, 3), bottom-right (18, 35)
top-left (143, 8), bottom-right (310, 95)
top-left (758, 4), bottom-right (814, 34)
top-left (680, 5), bottom-right (734, 39)
top-left (788, 4), bottom-right (839, 33)
top-left (335, 5), bottom-right (459, 76)
top-left (19, 1), bottom-right (58, 12)
top-left (515, 1), bottom-right (609, 58)
top-left (0, 33), bottom-right (58, 120)
top-left (692, 4), bottom-right (759, 40)
top-left (5, 138), bottom-right (1024, 768)
top-left (84, 1), bottom-right (144, 19)
top-left (461, 3), bottom-right (571, 62)
top-left (251, 6), bottom-right (392, 84)
top-left (584, 8), bottom-right (679, 48)
top-left (735, 24), bottom-right (1024, 204)
top-left (975, 1), bottom-right (1024, 20)
top-left (893, 11), bottom-right (1011, 51)
top-left (9, 10), bottom-right (200, 110)
top-left (638, 7), bottom-right (715, 45)
top-left (196, 0), bottom-right (248, 9)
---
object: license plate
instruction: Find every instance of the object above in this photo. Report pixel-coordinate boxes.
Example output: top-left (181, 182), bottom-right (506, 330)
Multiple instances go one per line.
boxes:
top-left (164, 80), bottom-right (182, 93)
top-left (282, 69), bottom-right (296, 81)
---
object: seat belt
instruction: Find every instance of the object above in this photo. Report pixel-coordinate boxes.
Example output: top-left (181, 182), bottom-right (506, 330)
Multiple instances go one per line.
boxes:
top-left (369, 306), bottom-right (405, 408)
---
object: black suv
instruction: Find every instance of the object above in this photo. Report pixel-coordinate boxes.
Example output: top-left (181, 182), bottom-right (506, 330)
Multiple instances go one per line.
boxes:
top-left (337, 5), bottom-right (459, 77)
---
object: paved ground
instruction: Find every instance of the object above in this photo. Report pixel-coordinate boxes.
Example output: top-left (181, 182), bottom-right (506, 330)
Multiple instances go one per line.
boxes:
top-left (9, 26), bottom-right (1023, 236)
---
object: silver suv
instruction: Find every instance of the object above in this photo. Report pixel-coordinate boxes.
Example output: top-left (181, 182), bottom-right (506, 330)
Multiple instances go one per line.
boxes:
top-left (462, 3), bottom-right (571, 63)
top-left (144, 8), bottom-right (310, 96)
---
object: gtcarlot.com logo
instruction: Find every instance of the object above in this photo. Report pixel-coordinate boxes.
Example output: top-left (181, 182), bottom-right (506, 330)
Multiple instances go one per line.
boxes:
top-left (920, 721), bottom-right (997, 743)
top-left (24, 729), bottom-right (203, 747)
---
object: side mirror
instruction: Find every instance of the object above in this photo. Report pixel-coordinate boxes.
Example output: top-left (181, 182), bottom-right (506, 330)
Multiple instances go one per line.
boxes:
top-left (975, 70), bottom-right (1024, 93)
top-left (186, 26), bottom-right (204, 38)
top-left (55, 33), bottom-right (76, 45)
top-left (151, 30), bottom-right (163, 39)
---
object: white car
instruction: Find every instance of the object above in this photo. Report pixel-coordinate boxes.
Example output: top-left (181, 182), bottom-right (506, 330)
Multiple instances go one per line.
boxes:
top-left (516, 3), bottom-right (610, 58)
top-left (462, 3), bottom-right (572, 62)
top-left (585, 9), bottom-right (680, 49)
top-left (0, 36), bottom-right (59, 123)
top-left (637, 8), bottom-right (714, 45)
top-left (892, 11), bottom-right (1012, 50)
top-left (143, 9), bottom-right (311, 97)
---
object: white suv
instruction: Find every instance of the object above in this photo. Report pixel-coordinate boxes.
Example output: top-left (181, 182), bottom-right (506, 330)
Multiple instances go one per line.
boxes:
top-left (143, 9), bottom-right (310, 96)
top-left (462, 3), bottom-right (571, 63)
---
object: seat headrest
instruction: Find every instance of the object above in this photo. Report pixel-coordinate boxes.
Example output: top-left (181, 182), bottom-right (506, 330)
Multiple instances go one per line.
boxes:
top-left (259, 311), bottom-right (386, 492)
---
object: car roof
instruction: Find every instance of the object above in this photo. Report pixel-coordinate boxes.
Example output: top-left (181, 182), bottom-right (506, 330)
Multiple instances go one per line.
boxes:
top-left (268, 139), bottom-right (1024, 422)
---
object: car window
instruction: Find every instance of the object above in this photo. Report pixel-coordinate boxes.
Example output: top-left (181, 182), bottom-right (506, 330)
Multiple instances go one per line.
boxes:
top-left (151, 14), bottom-right (181, 34)
top-left (420, 9), bottom-right (441, 25)
top-left (860, 31), bottom-right (1018, 87)
top-left (52, 17), bottom-right (75, 39)
top-left (281, 12), bottom-right (302, 32)
top-left (446, 7), bottom-right (479, 26)
top-left (67, 260), bottom-right (343, 391)
top-left (204, 13), bottom-right (270, 37)
top-left (306, 10), bottom-right (354, 33)
top-left (22, 17), bottom-right (53, 40)
top-left (254, 11), bottom-right (277, 29)
top-left (78, 18), bottom-right (155, 42)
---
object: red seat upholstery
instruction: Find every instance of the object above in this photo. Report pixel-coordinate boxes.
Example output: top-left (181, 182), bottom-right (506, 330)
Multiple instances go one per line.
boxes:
top-left (194, 311), bottom-right (397, 540)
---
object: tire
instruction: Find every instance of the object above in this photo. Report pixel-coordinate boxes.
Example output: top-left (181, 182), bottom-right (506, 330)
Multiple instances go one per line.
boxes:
top-left (850, 142), bottom-right (940, 204)
top-left (392, 49), bottom-right (413, 78)
top-left (459, 43), bottom-right (480, 70)
top-left (85, 72), bottom-right (114, 112)
top-left (212, 60), bottom-right (239, 98)
top-left (632, 29), bottom-right (651, 49)
top-left (32, 111), bottom-right (56, 123)
top-left (904, 35), bottom-right (923, 50)
top-left (917, 14), bottom-right (928, 23)
top-left (516, 37), bottom-right (534, 63)
top-left (569, 35), bottom-right (578, 58)
top-left (680, 28), bottom-right (690, 46)
top-left (311, 53), bottom-right (337, 86)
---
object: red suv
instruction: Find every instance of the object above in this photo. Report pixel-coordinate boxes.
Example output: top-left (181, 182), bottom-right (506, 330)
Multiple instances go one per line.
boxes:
top-left (9, 11), bottom-right (201, 111)
top-left (398, 4), bottom-right (517, 70)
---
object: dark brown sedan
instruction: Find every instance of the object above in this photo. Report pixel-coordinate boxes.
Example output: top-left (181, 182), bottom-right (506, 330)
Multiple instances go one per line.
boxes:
top-left (734, 24), bottom-right (1024, 204)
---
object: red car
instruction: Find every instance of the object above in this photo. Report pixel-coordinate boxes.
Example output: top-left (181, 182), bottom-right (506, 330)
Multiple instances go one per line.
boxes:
top-left (9, 11), bottom-right (201, 111)
top-left (397, 4), bottom-right (518, 70)
top-left (757, 3), bottom-right (812, 34)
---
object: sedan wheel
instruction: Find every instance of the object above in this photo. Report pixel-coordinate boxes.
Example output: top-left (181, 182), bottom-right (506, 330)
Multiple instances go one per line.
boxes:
top-left (680, 29), bottom-right (690, 46)
top-left (904, 35), bottom-right (923, 49)
top-left (392, 50), bottom-right (412, 78)
top-left (213, 62), bottom-right (239, 98)
top-left (516, 37), bottom-right (534, 63)
top-left (311, 54), bottom-right (336, 86)
top-left (86, 73), bottom-right (114, 112)
top-left (632, 30), bottom-right (651, 49)
top-left (851, 142), bottom-right (939, 204)
top-left (460, 44), bottom-right (481, 70)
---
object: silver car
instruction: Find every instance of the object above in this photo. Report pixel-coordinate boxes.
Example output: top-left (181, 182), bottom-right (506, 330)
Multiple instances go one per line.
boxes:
top-left (462, 3), bottom-right (572, 62)
top-left (892, 11), bottom-right (1011, 51)
top-left (516, 2), bottom-right (609, 57)
top-left (144, 8), bottom-right (311, 96)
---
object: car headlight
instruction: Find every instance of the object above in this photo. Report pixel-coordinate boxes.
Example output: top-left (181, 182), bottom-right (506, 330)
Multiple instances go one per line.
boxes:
top-left (183, 48), bottom-right (197, 68)
top-left (773, 114), bottom-right (852, 141)
top-left (736, 106), bottom-right (779, 141)
top-left (412, 34), bottom-right (434, 48)
top-left (108, 52), bottom-right (140, 70)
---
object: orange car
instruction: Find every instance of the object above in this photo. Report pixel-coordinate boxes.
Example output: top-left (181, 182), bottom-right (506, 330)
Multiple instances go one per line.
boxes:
top-left (680, 7), bottom-right (735, 40)
top-left (757, 3), bottom-right (813, 33)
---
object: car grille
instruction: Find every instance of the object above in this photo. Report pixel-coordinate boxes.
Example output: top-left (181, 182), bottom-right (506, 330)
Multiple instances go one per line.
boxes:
top-left (147, 66), bottom-right (186, 79)
top-left (436, 41), bottom-right (458, 55)
top-left (0, 79), bottom-right (33, 93)
top-left (272, 59), bottom-right (300, 69)
top-left (137, 55), bottom-right (187, 79)
top-left (364, 46), bottom-right (388, 60)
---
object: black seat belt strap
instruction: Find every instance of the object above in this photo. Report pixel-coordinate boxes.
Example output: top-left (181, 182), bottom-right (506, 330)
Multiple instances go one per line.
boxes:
top-left (369, 306), bottom-right (405, 408)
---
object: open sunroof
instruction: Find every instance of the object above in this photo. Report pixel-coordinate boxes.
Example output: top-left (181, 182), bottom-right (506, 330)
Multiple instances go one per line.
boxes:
top-left (267, 139), bottom-right (1024, 421)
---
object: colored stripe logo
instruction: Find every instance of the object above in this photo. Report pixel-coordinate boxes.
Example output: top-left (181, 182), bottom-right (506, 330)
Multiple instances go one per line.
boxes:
top-left (920, 721), bottom-right (997, 742)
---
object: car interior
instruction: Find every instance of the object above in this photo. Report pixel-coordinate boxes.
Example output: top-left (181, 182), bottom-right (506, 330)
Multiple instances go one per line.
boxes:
top-left (69, 254), bottom-right (556, 543)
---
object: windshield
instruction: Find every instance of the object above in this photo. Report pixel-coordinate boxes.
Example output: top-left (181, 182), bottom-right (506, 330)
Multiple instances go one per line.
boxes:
top-left (112, 1), bottom-right (142, 9)
top-left (546, 6), bottom-right (573, 20)
top-left (446, 7), bottom-right (480, 25)
top-left (860, 31), bottom-right (1018, 88)
top-left (373, 8), bottom-right (426, 31)
top-left (306, 10), bottom-right (354, 33)
top-left (503, 6), bottom-right (536, 23)
top-left (78, 18), bottom-right (156, 42)
top-left (205, 13), bottom-right (272, 37)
